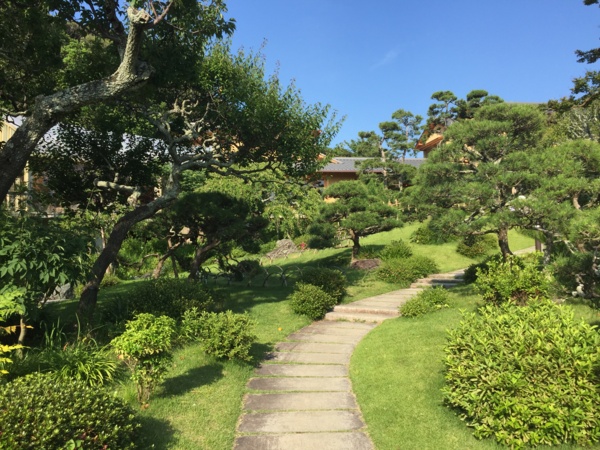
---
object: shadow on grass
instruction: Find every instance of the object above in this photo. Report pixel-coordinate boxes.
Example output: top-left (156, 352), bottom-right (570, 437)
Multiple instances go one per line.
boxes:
top-left (159, 363), bottom-right (225, 397)
top-left (136, 415), bottom-right (177, 450)
top-left (250, 342), bottom-right (274, 363)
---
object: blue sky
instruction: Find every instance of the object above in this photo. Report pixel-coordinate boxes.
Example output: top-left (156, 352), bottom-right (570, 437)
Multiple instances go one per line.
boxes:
top-left (227, 1), bottom-right (600, 147)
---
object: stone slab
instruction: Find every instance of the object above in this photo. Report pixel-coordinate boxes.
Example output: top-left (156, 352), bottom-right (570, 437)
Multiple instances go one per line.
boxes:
top-left (244, 392), bottom-right (357, 410)
top-left (275, 342), bottom-right (355, 354)
top-left (265, 352), bottom-right (350, 365)
top-left (286, 332), bottom-right (363, 344)
top-left (234, 432), bottom-right (374, 450)
top-left (292, 326), bottom-right (372, 337)
top-left (237, 410), bottom-right (365, 433)
top-left (333, 305), bottom-right (398, 316)
top-left (324, 311), bottom-right (393, 323)
top-left (255, 364), bottom-right (348, 377)
top-left (248, 377), bottom-right (350, 392)
top-left (311, 321), bottom-right (377, 330)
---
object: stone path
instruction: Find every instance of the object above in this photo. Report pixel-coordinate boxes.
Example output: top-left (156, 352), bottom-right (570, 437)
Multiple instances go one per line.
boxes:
top-left (233, 270), bottom-right (465, 450)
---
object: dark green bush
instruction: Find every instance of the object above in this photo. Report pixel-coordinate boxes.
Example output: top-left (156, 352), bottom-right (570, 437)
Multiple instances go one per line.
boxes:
top-left (297, 267), bottom-right (347, 303)
top-left (552, 253), bottom-right (599, 302)
top-left (380, 240), bottom-right (413, 260)
top-left (289, 283), bottom-right (337, 320)
top-left (409, 222), bottom-right (454, 245)
top-left (399, 287), bottom-right (450, 317)
top-left (0, 372), bottom-right (140, 449)
top-left (307, 222), bottom-right (339, 249)
top-left (475, 254), bottom-right (549, 305)
top-left (186, 310), bottom-right (257, 361)
top-left (443, 300), bottom-right (600, 448)
top-left (119, 278), bottom-right (225, 320)
top-left (455, 234), bottom-right (496, 258)
top-left (376, 255), bottom-right (439, 286)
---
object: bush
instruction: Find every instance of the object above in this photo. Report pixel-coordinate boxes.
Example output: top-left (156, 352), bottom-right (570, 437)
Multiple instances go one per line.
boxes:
top-left (380, 240), bottom-right (413, 260)
top-left (552, 253), bottom-right (600, 302)
top-left (455, 234), bottom-right (496, 258)
top-left (399, 287), bottom-right (449, 317)
top-left (409, 222), bottom-right (454, 245)
top-left (181, 309), bottom-right (256, 361)
top-left (100, 272), bottom-right (122, 287)
top-left (111, 313), bottom-right (176, 404)
top-left (307, 222), bottom-right (339, 249)
top-left (376, 255), bottom-right (439, 286)
top-left (289, 283), bottom-right (337, 320)
top-left (0, 372), bottom-right (140, 449)
top-left (297, 267), bottom-right (347, 303)
top-left (355, 244), bottom-right (382, 260)
top-left (475, 254), bottom-right (549, 305)
top-left (443, 300), bottom-right (600, 448)
top-left (121, 278), bottom-right (224, 320)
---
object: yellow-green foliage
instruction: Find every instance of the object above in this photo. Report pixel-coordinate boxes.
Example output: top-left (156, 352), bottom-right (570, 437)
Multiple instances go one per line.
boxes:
top-left (289, 283), bottom-right (337, 320)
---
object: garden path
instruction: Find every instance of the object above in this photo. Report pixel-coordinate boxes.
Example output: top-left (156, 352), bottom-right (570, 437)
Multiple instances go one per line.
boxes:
top-left (232, 269), bottom-right (465, 450)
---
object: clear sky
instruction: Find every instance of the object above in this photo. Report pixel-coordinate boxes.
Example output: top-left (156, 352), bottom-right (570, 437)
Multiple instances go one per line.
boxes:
top-left (226, 1), bottom-right (600, 147)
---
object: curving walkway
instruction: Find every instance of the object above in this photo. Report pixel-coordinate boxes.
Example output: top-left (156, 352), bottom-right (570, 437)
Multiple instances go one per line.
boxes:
top-left (233, 270), bottom-right (465, 450)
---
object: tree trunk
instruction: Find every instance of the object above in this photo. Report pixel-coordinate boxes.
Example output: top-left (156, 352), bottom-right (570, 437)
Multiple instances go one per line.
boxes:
top-left (77, 193), bottom-right (177, 323)
top-left (497, 227), bottom-right (512, 260)
top-left (349, 231), bottom-right (361, 260)
top-left (188, 240), bottom-right (221, 281)
top-left (543, 231), bottom-right (554, 266)
top-left (17, 315), bottom-right (27, 346)
top-left (152, 239), bottom-right (181, 279)
top-left (0, 9), bottom-right (153, 202)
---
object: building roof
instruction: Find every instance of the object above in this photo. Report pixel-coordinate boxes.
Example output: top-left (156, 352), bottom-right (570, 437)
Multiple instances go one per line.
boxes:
top-left (319, 156), bottom-right (425, 173)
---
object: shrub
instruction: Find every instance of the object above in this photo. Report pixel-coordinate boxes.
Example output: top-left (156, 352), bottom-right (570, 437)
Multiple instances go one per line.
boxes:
top-left (307, 222), bottom-right (339, 249)
top-left (443, 300), bottom-right (600, 448)
top-left (355, 244), bottom-right (382, 260)
top-left (297, 267), bottom-right (347, 303)
top-left (100, 272), bottom-right (122, 287)
top-left (376, 255), bottom-right (439, 286)
top-left (455, 234), bottom-right (496, 259)
top-left (0, 372), bottom-right (140, 449)
top-left (409, 222), bottom-right (454, 245)
top-left (111, 313), bottom-right (176, 404)
top-left (399, 287), bottom-right (449, 317)
top-left (475, 254), bottom-right (549, 305)
top-left (121, 278), bottom-right (224, 320)
top-left (289, 283), bottom-right (337, 320)
top-left (552, 253), bottom-right (599, 302)
top-left (181, 309), bottom-right (256, 361)
top-left (380, 240), bottom-right (413, 261)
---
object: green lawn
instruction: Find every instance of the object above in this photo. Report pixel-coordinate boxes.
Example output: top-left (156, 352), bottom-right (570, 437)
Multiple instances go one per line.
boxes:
top-left (42, 224), bottom-right (535, 449)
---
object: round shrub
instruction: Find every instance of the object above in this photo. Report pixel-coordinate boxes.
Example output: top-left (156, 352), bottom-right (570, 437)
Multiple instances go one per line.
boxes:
top-left (400, 287), bottom-right (449, 317)
top-left (376, 255), bottom-right (439, 286)
top-left (443, 300), bottom-right (600, 448)
top-left (409, 222), bottom-right (454, 245)
top-left (289, 283), bottom-right (337, 320)
top-left (380, 240), bottom-right (413, 261)
top-left (122, 278), bottom-right (225, 320)
top-left (0, 372), bottom-right (140, 449)
top-left (475, 254), bottom-right (549, 305)
top-left (297, 267), bottom-right (347, 303)
top-left (455, 234), bottom-right (496, 259)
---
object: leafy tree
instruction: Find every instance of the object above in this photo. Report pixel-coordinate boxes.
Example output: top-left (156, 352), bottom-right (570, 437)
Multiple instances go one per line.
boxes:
top-left (310, 180), bottom-right (401, 258)
top-left (410, 103), bottom-right (546, 258)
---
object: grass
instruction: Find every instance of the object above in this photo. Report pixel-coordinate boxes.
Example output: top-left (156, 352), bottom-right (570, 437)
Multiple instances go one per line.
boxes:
top-left (38, 224), bottom-right (534, 449)
top-left (350, 285), bottom-right (600, 450)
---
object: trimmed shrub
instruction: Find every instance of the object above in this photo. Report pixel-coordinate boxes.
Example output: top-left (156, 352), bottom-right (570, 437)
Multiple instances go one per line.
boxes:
top-left (182, 310), bottom-right (256, 362)
top-left (409, 222), bottom-right (454, 245)
top-left (455, 234), bottom-right (496, 259)
top-left (307, 222), bottom-right (339, 249)
top-left (475, 254), bottom-right (549, 305)
top-left (289, 283), bottom-right (337, 320)
top-left (443, 300), bottom-right (600, 448)
top-left (111, 313), bottom-right (176, 404)
top-left (120, 278), bottom-right (224, 320)
top-left (376, 255), bottom-right (439, 286)
top-left (552, 253), bottom-right (600, 301)
top-left (399, 287), bottom-right (449, 317)
top-left (380, 240), bottom-right (413, 261)
top-left (0, 372), bottom-right (140, 449)
top-left (297, 267), bottom-right (347, 303)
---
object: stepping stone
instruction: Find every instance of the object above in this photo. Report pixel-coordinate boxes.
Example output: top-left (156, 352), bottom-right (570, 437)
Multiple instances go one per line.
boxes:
top-left (275, 342), bottom-right (355, 354)
top-left (255, 364), bottom-right (348, 377)
top-left (286, 332), bottom-right (363, 344)
top-left (244, 392), bottom-right (357, 411)
top-left (293, 326), bottom-right (373, 337)
top-left (333, 304), bottom-right (398, 315)
top-left (324, 311), bottom-right (395, 323)
top-left (237, 410), bottom-right (365, 433)
top-left (311, 321), bottom-right (376, 330)
top-left (234, 432), bottom-right (374, 450)
top-left (265, 352), bottom-right (350, 364)
top-left (247, 377), bottom-right (350, 392)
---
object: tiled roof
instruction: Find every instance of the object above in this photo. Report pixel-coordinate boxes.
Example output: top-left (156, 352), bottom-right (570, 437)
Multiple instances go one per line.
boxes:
top-left (319, 157), bottom-right (425, 172)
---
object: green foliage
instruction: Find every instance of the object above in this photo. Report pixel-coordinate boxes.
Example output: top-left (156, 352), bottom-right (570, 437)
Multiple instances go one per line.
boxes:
top-left (380, 240), bottom-right (413, 260)
top-left (0, 372), bottom-right (140, 449)
top-left (121, 278), bottom-right (224, 320)
top-left (297, 267), bottom-right (347, 303)
top-left (376, 256), bottom-right (439, 286)
top-left (443, 300), bottom-right (600, 448)
top-left (307, 222), bottom-right (339, 249)
top-left (474, 254), bottom-right (550, 305)
top-left (409, 222), bottom-right (453, 245)
top-left (111, 313), bottom-right (176, 404)
top-left (289, 283), bottom-right (337, 320)
top-left (180, 309), bottom-right (256, 362)
top-left (552, 252), bottom-right (600, 301)
top-left (455, 234), bottom-right (496, 258)
top-left (399, 287), bottom-right (449, 317)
